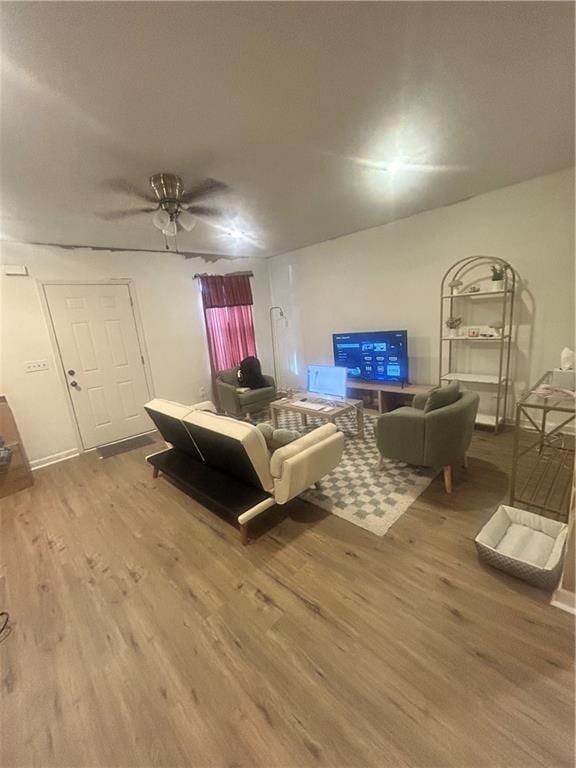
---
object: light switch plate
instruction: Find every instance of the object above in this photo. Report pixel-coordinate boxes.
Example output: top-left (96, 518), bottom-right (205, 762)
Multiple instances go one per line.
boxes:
top-left (24, 359), bottom-right (49, 373)
top-left (4, 264), bottom-right (28, 276)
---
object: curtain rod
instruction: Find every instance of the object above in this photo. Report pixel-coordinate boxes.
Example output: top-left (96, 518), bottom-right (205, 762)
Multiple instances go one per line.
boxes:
top-left (193, 270), bottom-right (254, 279)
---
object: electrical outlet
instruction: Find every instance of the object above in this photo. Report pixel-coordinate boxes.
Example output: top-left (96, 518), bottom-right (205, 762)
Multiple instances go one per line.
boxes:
top-left (24, 359), bottom-right (49, 373)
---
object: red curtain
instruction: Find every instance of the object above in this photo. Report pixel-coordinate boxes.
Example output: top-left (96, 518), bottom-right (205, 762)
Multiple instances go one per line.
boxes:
top-left (200, 274), bottom-right (253, 309)
top-left (199, 275), bottom-right (257, 374)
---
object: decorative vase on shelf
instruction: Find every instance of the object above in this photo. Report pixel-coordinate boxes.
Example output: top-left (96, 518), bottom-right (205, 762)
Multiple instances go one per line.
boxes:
top-left (490, 265), bottom-right (505, 292)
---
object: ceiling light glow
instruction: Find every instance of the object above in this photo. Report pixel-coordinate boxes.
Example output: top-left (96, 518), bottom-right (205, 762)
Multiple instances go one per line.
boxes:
top-left (381, 159), bottom-right (407, 173)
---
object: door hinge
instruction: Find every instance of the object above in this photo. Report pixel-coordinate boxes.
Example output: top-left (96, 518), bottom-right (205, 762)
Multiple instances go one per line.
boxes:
top-left (141, 354), bottom-right (145, 366)
top-left (129, 296), bottom-right (134, 307)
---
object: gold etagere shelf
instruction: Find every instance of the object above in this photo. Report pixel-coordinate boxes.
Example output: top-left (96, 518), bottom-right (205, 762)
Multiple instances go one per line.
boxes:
top-left (439, 255), bottom-right (516, 433)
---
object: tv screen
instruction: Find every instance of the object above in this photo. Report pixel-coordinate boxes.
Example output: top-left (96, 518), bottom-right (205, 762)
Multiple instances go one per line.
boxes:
top-left (333, 330), bottom-right (408, 383)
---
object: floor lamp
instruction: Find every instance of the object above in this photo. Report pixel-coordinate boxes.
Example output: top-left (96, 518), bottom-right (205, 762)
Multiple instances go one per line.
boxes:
top-left (269, 306), bottom-right (287, 392)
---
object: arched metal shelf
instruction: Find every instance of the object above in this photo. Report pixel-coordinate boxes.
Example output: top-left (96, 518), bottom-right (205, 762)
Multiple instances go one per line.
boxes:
top-left (439, 255), bottom-right (516, 433)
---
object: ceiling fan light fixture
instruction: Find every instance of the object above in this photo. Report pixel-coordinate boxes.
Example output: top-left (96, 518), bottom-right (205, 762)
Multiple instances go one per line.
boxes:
top-left (162, 220), bottom-right (178, 237)
top-left (152, 208), bottom-right (170, 230)
top-left (178, 209), bottom-right (197, 232)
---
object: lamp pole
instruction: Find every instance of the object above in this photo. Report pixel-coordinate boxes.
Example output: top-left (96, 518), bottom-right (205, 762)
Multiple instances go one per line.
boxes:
top-left (269, 306), bottom-right (286, 392)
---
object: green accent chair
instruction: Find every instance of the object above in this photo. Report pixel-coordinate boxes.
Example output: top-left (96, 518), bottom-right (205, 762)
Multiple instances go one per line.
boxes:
top-left (215, 366), bottom-right (277, 417)
top-left (375, 383), bottom-right (480, 493)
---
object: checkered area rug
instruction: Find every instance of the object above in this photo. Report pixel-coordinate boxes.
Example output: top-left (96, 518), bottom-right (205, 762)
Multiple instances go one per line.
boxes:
top-left (257, 410), bottom-right (437, 537)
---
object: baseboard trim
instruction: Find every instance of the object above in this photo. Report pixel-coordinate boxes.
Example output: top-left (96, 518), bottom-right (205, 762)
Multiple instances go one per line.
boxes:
top-left (30, 448), bottom-right (80, 471)
top-left (550, 588), bottom-right (576, 616)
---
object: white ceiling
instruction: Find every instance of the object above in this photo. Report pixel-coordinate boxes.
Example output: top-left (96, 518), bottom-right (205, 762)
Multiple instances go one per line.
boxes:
top-left (1, 2), bottom-right (574, 260)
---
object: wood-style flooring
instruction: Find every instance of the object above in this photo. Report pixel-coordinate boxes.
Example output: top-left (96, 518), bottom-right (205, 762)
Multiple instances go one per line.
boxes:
top-left (1, 427), bottom-right (574, 767)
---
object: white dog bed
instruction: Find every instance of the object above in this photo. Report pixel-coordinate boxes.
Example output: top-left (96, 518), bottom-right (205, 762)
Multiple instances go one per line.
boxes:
top-left (475, 505), bottom-right (568, 590)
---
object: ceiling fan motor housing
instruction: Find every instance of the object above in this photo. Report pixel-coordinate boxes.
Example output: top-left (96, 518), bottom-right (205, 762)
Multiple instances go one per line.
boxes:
top-left (150, 173), bottom-right (183, 215)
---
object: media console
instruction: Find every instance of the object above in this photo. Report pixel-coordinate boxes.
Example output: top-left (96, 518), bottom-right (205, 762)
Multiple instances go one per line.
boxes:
top-left (345, 378), bottom-right (433, 414)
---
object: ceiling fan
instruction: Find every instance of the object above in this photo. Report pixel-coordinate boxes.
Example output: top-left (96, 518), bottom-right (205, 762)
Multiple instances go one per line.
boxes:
top-left (98, 172), bottom-right (228, 240)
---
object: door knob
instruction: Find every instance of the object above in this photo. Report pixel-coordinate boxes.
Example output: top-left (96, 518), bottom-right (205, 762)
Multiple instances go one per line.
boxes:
top-left (70, 380), bottom-right (79, 388)
top-left (67, 369), bottom-right (76, 376)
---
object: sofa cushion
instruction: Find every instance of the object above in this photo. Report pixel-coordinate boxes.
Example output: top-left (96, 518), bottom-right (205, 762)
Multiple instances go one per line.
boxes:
top-left (183, 410), bottom-right (273, 492)
top-left (256, 422), bottom-right (274, 443)
top-left (271, 428), bottom-right (301, 448)
top-left (257, 423), bottom-right (301, 452)
top-left (424, 381), bottom-right (461, 413)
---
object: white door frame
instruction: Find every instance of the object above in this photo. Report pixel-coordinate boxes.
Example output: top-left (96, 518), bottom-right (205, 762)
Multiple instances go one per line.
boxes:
top-left (38, 279), bottom-right (156, 453)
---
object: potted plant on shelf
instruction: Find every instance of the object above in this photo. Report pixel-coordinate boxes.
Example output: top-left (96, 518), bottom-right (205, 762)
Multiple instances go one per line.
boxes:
top-left (491, 265), bottom-right (505, 292)
top-left (445, 316), bottom-right (463, 338)
top-left (448, 278), bottom-right (463, 295)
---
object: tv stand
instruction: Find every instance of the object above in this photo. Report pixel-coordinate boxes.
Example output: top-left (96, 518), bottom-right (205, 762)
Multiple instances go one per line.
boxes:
top-left (346, 378), bottom-right (433, 414)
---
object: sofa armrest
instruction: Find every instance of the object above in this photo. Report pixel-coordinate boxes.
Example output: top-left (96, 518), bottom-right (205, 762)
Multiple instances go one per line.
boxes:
top-left (376, 407), bottom-right (426, 465)
top-left (271, 424), bottom-right (344, 504)
top-left (216, 379), bottom-right (240, 414)
top-left (270, 423), bottom-right (337, 477)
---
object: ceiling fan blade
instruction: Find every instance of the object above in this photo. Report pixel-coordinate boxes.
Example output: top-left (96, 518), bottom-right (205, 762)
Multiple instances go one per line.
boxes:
top-left (97, 207), bottom-right (157, 220)
top-left (184, 205), bottom-right (221, 218)
top-left (102, 178), bottom-right (156, 202)
top-left (181, 178), bottom-right (229, 204)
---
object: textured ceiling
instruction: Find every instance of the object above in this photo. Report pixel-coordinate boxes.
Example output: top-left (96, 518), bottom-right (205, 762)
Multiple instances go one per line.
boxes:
top-left (0, 1), bottom-right (574, 259)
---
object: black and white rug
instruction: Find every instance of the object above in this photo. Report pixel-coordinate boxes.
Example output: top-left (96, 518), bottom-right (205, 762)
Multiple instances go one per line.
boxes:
top-left (258, 410), bottom-right (437, 537)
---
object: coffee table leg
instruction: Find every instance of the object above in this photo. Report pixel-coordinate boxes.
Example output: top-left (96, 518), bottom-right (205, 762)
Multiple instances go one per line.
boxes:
top-left (358, 404), bottom-right (365, 439)
top-left (301, 413), bottom-right (308, 427)
top-left (271, 407), bottom-right (278, 428)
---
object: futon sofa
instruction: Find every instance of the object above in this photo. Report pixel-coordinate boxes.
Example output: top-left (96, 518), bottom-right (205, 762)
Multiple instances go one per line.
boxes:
top-left (376, 383), bottom-right (479, 493)
top-left (215, 367), bottom-right (277, 417)
top-left (144, 398), bottom-right (344, 543)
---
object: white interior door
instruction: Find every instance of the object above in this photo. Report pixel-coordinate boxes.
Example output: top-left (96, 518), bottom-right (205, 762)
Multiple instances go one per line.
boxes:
top-left (45, 283), bottom-right (152, 449)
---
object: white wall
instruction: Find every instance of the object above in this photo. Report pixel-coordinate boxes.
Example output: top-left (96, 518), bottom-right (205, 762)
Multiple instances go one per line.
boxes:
top-left (0, 245), bottom-right (272, 466)
top-left (269, 169), bottom-right (575, 418)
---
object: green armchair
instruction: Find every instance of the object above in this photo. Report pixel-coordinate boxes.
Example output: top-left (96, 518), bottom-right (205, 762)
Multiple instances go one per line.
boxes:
top-left (376, 384), bottom-right (480, 493)
top-left (215, 366), bottom-right (277, 417)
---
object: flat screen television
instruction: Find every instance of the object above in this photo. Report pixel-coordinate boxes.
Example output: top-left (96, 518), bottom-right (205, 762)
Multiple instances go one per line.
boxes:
top-left (333, 330), bottom-right (409, 384)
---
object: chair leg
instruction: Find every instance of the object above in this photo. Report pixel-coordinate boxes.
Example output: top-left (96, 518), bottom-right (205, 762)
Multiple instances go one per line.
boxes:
top-left (240, 523), bottom-right (249, 545)
top-left (152, 466), bottom-right (159, 479)
top-left (314, 480), bottom-right (322, 490)
top-left (443, 465), bottom-right (453, 494)
top-left (462, 455), bottom-right (468, 469)
top-left (378, 455), bottom-right (385, 469)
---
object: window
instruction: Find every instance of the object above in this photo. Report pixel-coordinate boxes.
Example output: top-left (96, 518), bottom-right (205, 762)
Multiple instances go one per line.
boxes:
top-left (198, 274), bottom-right (257, 373)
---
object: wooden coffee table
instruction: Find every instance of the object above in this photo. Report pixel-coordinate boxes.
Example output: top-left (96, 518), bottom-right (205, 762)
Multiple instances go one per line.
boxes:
top-left (270, 395), bottom-right (364, 439)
